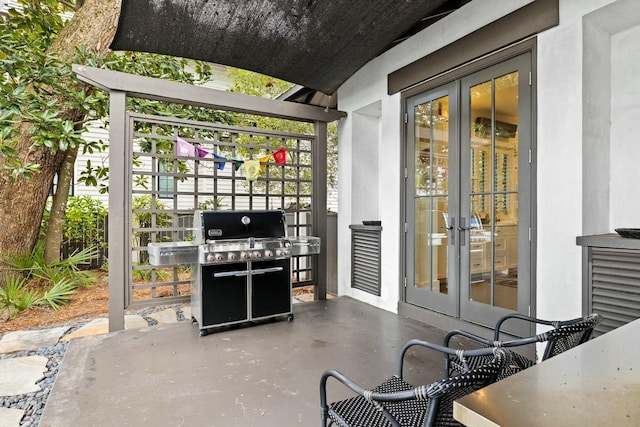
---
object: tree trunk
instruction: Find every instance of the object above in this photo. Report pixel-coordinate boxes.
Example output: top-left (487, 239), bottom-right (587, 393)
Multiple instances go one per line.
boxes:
top-left (43, 146), bottom-right (79, 264)
top-left (0, 0), bottom-right (120, 264)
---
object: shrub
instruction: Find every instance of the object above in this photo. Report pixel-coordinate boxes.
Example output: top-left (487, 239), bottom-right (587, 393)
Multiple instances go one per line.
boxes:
top-left (64, 196), bottom-right (108, 245)
top-left (0, 242), bottom-right (98, 317)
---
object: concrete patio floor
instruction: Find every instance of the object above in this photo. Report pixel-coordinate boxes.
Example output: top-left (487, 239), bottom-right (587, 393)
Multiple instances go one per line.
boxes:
top-left (40, 297), bottom-right (451, 426)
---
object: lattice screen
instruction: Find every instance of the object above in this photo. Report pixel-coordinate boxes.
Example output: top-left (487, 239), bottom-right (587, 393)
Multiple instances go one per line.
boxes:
top-left (126, 113), bottom-right (316, 307)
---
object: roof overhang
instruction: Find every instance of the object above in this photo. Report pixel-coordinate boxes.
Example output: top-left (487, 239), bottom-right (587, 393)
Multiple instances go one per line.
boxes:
top-left (109, 0), bottom-right (471, 101)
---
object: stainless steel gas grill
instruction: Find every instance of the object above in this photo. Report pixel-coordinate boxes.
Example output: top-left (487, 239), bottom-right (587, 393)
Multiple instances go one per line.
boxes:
top-left (149, 209), bottom-right (319, 336)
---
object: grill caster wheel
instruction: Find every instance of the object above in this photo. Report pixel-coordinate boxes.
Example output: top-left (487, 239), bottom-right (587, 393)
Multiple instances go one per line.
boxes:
top-left (287, 313), bottom-right (294, 321)
top-left (191, 316), bottom-right (197, 324)
top-left (199, 329), bottom-right (209, 337)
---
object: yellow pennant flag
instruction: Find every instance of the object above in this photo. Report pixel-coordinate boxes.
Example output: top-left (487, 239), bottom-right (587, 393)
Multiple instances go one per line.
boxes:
top-left (259, 154), bottom-right (271, 171)
top-left (244, 159), bottom-right (260, 181)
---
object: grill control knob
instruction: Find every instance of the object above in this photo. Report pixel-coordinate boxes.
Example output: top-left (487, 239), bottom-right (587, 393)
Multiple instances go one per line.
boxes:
top-left (228, 253), bottom-right (238, 261)
top-left (207, 253), bottom-right (224, 262)
top-left (252, 251), bottom-right (262, 259)
top-left (276, 249), bottom-right (289, 257)
top-left (264, 250), bottom-right (274, 258)
top-left (240, 252), bottom-right (250, 260)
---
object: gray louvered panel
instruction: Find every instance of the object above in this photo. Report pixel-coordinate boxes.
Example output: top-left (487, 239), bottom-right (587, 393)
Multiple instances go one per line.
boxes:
top-left (592, 281), bottom-right (640, 304)
top-left (592, 275), bottom-right (640, 289)
top-left (589, 248), bottom-right (640, 336)
top-left (592, 265), bottom-right (640, 278)
top-left (351, 227), bottom-right (382, 296)
top-left (353, 256), bottom-right (380, 268)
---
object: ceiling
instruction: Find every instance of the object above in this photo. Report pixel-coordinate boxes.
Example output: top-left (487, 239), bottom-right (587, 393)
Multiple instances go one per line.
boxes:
top-left (110, 0), bottom-right (473, 107)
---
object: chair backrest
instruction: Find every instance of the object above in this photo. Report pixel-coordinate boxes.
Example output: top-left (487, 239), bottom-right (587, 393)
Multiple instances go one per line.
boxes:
top-left (425, 348), bottom-right (508, 426)
top-left (445, 314), bottom-right (601, 381)
top-left (541, 313), bottom-right (601, 360)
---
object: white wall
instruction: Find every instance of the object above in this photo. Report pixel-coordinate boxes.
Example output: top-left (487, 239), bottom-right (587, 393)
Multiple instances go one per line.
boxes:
top-left (537, 0), bottom-right (640, 320)
top-left (336, 0), bottom-right (530, 312)
top-left (351, 102), bottom-right (381, 223)
top-left (336, 0), bottom-right (640, 323)
top-left (609, 17), bottom-right (640, 228)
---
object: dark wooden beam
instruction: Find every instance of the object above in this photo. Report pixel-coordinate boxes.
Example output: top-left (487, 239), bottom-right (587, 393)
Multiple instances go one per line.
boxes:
top-left (388, 0), bottom-right (559, 94)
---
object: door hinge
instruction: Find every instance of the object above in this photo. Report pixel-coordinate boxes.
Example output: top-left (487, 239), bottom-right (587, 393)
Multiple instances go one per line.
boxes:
top-left (529, 71), bottom-right (532, 86)
top-left (529, 149), bottom-right (532, 164)
top-left (404, 277), bottom-right (407, 288)
top-left (404, 167), bottom-right (408, 179)
top-left (529, 227), bottom-right (532, 242)
top-left (404, 112), bottom-right (408, 124)
top-left (528, 305), bottom-right (531, 316)
top-left (404, 222), bottom-right (408, 233)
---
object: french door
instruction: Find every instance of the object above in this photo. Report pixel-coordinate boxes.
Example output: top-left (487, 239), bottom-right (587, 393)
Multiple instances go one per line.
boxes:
top-left (404, 53), bottom-right (532, 336)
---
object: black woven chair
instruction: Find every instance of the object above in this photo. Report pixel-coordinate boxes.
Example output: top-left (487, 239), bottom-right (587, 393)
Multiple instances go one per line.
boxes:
top-left (443, 313), bottom-right (601, 379)
top-left (319, 340), bottom-right (509, 427)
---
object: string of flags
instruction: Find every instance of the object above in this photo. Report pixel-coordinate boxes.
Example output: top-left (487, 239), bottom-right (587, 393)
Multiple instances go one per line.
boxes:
top-left (175, 136), bottom-right (287, 181)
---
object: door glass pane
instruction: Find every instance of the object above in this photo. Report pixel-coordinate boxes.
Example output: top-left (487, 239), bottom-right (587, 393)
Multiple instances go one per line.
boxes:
top-left (415, 96), bottom-right (449, 294)
top-left (468, 72), bottom-right (519, 310)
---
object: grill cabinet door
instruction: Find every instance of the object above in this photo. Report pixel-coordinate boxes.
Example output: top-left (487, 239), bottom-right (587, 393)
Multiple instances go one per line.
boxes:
top-left (251, 259), bottom-right (291, 319)
top-left (200, 263), bottom-right (248, 326)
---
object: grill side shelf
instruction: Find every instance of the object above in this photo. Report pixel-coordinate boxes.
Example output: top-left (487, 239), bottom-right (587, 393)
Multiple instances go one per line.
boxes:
top-left (148, 242), bottom-right (198, 265)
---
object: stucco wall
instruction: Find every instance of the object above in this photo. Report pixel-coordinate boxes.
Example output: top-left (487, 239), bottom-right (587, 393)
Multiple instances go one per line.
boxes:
top-left (537, 0), bottom-right (640, 320)
top-left (336, 0), bottom-right (640, 323)
top-left (336, 0), bottom-right (530, 312)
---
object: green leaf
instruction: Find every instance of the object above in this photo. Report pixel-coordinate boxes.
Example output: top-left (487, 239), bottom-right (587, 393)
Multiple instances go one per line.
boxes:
top-left (41, 279), bottom-right (77, 311)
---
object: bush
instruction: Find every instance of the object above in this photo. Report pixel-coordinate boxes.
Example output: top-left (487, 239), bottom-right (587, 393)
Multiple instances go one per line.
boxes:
top-left (0, 274), bottom-right (40, 320)
top-left (64, 196), bottom-right (108, 245)
top-left (41, 196), bottom-right (108, 267)
top-left (0, 242), bottom-right (97, 319)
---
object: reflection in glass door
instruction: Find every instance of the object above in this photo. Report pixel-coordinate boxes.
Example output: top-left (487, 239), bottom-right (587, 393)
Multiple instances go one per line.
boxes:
top-left (404, 53), bottom-right (531, 334)
top-left (405, 84), bottom-right (458, 316)
top-left (460, 54), bottom-right (531, 333)
top-left (467, 73), bottom-right (519, 310)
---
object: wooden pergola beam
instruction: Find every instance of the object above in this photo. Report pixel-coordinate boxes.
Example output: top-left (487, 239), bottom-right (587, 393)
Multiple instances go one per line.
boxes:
top-left (73, 65), bottom-right (346, 123)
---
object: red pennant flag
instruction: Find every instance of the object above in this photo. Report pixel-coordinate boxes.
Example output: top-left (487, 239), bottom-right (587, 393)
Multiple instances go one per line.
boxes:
top-left (273, 147), bottom-right (287, 165)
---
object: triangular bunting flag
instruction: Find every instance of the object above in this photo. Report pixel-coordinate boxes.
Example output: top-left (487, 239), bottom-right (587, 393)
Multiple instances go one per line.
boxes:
top-left (259, 154), bottom-right (271, 171)
top-left (212, 153), bottom-right (226, 171)
top-left (176, 137), bottom-right (196, 157)
top-left (229, 156), bottom-right (244, 171)
top-left (273, 147), bottom-right (287, 165)
top-left (244, 159), bottom-right (260, 181)
top-left (196, 147), bottom-right (212, 158)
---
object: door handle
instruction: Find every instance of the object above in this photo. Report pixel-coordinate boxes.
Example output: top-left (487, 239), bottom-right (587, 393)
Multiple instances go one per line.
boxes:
top-left (250, 267), bottom-right (284, 275)
top-left (214, 270), bottom-right (249, 278)
top-left (458, 217), bottom-right (469, 246)
top-left (447, 217), bottom-right (455, 245)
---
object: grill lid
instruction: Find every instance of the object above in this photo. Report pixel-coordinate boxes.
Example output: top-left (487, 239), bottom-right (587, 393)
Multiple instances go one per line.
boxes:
top-left (194, 210), bottom-right (287, 243)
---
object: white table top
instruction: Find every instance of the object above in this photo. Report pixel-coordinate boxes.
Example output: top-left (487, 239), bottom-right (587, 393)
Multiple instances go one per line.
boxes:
top-left (453, 318), bottom-right (640, 427)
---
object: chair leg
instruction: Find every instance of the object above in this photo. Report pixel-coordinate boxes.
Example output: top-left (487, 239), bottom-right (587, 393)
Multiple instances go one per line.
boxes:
top-left (320, 408), bottom-right (328, 427)
top-left (425, 396), bottom-right (441, 427)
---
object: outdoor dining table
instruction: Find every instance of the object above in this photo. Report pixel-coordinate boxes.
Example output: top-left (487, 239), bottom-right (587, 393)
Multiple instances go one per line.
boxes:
top-left (453, 317), bottom-right (640, 426)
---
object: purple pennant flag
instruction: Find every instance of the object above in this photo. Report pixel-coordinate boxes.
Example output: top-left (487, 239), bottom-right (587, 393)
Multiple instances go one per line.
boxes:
top-left (176, 137), bottom-right (196, 157)
top-left (196, 147), bottom-right (211, 158)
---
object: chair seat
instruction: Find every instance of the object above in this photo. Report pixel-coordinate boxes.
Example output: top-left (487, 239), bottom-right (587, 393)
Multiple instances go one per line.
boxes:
top-left (449, 350), bottom-right (534, 380)
top-left (328, 376), bottom-right (428, 427)
top-left (497, 351), bottom-right (534, 380)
